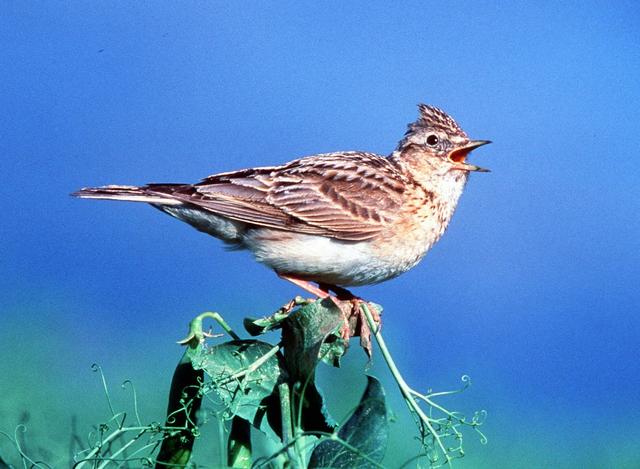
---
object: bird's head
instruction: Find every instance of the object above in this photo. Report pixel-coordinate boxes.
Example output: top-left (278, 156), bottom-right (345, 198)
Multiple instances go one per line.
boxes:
top-left (394, 104), bottom-right (491, 174)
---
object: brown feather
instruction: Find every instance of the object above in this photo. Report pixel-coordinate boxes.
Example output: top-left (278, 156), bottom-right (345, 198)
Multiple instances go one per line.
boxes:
top-left (143, 152), bottom-right (407, 241)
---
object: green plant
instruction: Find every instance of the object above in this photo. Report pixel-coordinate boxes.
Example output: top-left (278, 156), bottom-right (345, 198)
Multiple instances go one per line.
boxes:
top-left (1, 298), bottom-right (486, 468)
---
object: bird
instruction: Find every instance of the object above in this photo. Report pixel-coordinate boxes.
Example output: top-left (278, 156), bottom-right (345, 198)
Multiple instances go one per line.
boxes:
top-left (73, 104), bottom-right (490, 343)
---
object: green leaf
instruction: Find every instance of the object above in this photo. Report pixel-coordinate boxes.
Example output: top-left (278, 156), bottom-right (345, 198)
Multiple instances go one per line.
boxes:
top-left (308, 376), bottom-right (389, 469)
top-left (227, 416), bottom-right (252, 468)
top-left (319, 336), bottom-right (348, 368)
top-left (278, 298), bottom-right (344, 434)
top-left (281, 298), bottom-right (344, 378)
top-left (189, 340), bottom-right (283, 426)
top-left (245, 297), bottom-right (347, 366)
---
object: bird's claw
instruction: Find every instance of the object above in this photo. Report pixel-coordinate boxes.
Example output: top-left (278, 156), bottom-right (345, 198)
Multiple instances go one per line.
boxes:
top-left (333, 298), bottom-right (382, 357)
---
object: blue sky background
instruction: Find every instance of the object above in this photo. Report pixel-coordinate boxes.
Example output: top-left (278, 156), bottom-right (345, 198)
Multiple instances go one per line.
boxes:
top-left (1, 2), bottom-right (639, 467)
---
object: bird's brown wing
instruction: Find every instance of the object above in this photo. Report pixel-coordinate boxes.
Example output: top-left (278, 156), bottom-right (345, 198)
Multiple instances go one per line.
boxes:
top-left (146, 152), bottom-right (407, 241)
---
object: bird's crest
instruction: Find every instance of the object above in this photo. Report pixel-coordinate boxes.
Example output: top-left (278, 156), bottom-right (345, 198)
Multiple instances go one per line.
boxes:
top-left (411, 104), bottom-right (467, 138)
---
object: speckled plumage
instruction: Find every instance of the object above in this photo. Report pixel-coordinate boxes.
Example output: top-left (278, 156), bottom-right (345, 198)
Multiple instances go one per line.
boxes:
top-left (74, 104), bottom-right (490, 287)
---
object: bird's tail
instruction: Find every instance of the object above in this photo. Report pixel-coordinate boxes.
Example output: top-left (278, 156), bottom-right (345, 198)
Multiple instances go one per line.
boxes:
top-left (71, 185), bottom-right (183, 205)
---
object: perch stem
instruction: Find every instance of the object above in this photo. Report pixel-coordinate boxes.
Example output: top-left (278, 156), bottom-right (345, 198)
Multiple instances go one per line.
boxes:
top-left (278, 383), bottom-right (304, 469)
top-left (360, 303), bottom-right (452, 468)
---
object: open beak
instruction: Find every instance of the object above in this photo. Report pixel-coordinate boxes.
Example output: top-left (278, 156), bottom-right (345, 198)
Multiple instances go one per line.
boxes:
top-left (448, 139), bottom-right (491, 172)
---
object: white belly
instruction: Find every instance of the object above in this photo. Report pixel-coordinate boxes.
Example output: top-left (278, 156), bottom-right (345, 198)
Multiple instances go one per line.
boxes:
top-left (158, 205), bottom-right (429, 286)
top-left (241, 228), bottom-right (422, 286)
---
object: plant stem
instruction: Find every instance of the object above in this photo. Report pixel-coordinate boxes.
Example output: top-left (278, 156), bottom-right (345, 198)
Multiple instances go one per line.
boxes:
top-left (74, 426), bottom-right (154, 468)
top-left (278, 383), bottom-right (304, 469)
top-left (218, 344), bottom-right (280, 386)
top-left (360, 303), bottom-right (451, 468)
top-left (96, 429), bottom-right (145, 469)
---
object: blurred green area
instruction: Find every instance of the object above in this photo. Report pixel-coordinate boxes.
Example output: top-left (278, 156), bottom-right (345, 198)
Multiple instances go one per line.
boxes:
top-left (2, 304), bottom-right (639, 468)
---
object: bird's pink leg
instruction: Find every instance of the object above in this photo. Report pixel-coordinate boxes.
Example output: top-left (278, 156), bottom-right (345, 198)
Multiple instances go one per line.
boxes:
top-left (277, 274), bottom-right (381, 355)
top-left (277, 273), bottom-right (332, 299)
top-left (320, 284), bottom-right (382, 324)
top-left (277, 273), bottom-right (352, 336)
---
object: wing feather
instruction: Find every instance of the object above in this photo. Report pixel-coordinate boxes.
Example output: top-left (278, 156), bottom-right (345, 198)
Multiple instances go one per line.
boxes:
top-left (146, 152), bottom-right (407, 241)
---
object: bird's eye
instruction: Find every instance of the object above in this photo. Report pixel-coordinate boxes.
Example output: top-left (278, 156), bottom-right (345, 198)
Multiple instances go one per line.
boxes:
top-left (426, 134), bottom-right (439, 147)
